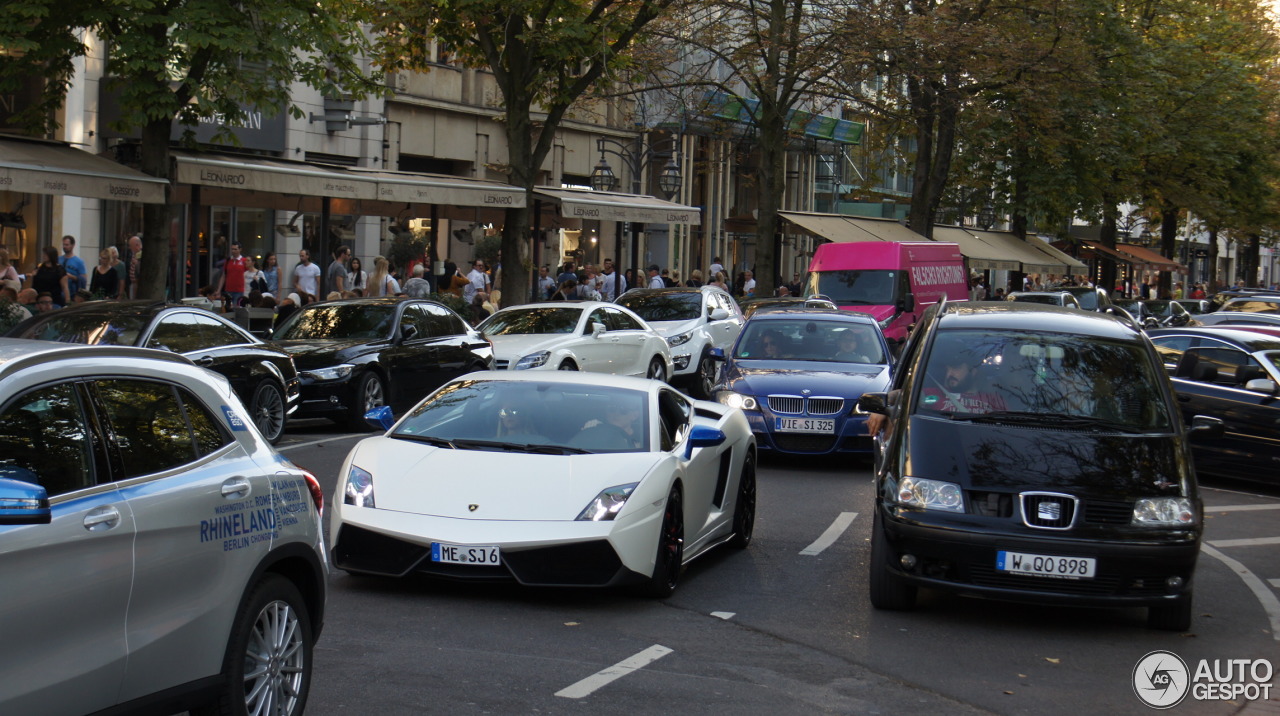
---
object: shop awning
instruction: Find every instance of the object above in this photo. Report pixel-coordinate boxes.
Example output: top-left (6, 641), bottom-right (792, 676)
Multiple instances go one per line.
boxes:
top-left (1114, 243), bottom-right (1186, 272)
top-left (931, 226), bottom-right (1021, 271)
top-left (966, 229), bottom-right (1071, 274)
top-left (0, 135), bottom-right (169, 203)
top-left (1022, 236), bottom-right (1088, 273)
top-left (1074, 240), bottom-right (1142, 266)
top-left (174, 152), bottom-right (378, 200)
top-left (780, 211), bottom-right (927, 243)
top-left (534, 187), bottom-right (700, 226)
top-left (350, 168), bottom-right (526, 208)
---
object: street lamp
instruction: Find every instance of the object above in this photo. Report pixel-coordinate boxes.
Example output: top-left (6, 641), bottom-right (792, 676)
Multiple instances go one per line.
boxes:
top-left (977, 203), bottom-right (996, 230)
top-left (588, 136), bottom-right (683, 297)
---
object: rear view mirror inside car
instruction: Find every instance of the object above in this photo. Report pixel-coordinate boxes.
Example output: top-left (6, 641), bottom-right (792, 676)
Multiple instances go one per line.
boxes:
top-left (1019, 344), bottom-right (1065, 359)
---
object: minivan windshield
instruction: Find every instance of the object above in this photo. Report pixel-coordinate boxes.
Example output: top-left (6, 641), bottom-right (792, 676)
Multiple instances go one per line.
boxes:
top-left (915, 329), bottom-right (1172, 431)
top-left (805, 270), bottom-right (900, 306)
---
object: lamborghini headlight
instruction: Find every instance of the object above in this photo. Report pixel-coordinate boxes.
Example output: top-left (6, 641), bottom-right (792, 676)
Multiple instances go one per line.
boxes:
top-left (576, 483), bottom-right (638, 521)
top-left (343, 465), bottom-right (375, 508)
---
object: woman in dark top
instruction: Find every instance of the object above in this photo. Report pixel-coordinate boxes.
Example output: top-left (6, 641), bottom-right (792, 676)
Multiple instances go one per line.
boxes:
top-left (32, 246), bottom-right (68, 305)
top-left (89, 248), bottom-right (120, 298)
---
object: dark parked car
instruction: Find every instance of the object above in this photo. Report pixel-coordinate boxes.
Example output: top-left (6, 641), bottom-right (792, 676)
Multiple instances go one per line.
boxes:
top-left (1147, 326), bottom-right (1280, 487)
top-left (271, 297), bottom-right (492, 429)
top-left (7, 300), bottom-right (299, 443)
top-left (711, 307), bottom-right (892, 456)
top-left (1113, 298), bottom-right (1160, 327)
top-left (859, 300), bottom-right (1221, 630)
top-left (1196, 295), bottom-right (1280, 327)
top-left (1144, 299), bottom-right (1197, 327)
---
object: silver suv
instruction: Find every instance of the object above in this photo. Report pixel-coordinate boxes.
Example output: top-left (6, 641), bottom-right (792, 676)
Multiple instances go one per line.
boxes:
top-left (0, 339), bottom-right (327, 716)
top-left (616, 286), bottom-right (745, 398)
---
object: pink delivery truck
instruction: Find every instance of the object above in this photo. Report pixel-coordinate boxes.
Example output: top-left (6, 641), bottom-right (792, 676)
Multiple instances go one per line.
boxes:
top-left (803, 241), bottom-right (968, 345)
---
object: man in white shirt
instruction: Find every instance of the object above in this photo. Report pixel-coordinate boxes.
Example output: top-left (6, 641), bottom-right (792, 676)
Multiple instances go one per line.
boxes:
top-left (742, 270), bottom-right (757, 296)
top-left (464, 259), bottom-right (491, 304)
top-left (647, 264), bottom-right (665, 289)
top-left (293, 249), bottom-right (321, 298)
top-left (709, 256), bottom-right (724, 280)
top-left (600, 259), bottom-right (625, 300)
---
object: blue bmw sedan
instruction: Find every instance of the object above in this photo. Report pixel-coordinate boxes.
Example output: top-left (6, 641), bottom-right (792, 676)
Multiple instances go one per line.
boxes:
top-left (711, 308), bottom-right (892, 455)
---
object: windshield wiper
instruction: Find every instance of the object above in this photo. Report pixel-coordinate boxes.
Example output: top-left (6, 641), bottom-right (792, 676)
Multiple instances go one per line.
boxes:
top-left (949, 411), bottom-right (1148, 433)
top-left (450, 439), bottom-right (591, 455)
top-left (392, 434), bottom-right (456, 448)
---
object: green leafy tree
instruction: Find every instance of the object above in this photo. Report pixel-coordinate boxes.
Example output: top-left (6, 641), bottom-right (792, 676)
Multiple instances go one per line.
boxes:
top-left (372, 0), bottom-right (680, 307)
top-left (0, 0), bottom-right (380, 299)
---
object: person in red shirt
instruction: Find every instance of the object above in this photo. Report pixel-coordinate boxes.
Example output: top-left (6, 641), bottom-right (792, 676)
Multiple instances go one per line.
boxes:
top-left (919, 354), bottom-right (1006, 414)
top-left (214, 241), bottom-right (249, 309)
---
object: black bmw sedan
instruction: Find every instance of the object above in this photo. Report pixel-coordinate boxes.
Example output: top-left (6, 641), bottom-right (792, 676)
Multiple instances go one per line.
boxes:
top-left (270, 297), bottom-right (493, 429)
top-left (858, 300), bottom-right (1222, 631)
top-left (7, 301), bottom-right (299, 443)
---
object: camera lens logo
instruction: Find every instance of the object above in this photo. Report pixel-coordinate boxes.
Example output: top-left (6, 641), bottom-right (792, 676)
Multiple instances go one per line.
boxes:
top-left (1133, 650), bottom-right (1190, 709)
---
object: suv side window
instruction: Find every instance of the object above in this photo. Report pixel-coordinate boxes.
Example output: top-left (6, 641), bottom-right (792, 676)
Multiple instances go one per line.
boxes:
top-left (0, 382), bottom-right (95, 496)
top-left (95, 380), bottom-right (230, 479)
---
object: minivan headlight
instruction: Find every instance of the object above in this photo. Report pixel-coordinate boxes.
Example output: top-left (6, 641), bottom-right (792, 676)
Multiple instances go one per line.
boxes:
top-left (716, 391), bottom-right (757, 411)
top-left (895, 476), bottom-right (964, 512)
top-left (1132, 497), bottom-right (1195, 526)
top-left (667, 330), bottom-right (693, 347)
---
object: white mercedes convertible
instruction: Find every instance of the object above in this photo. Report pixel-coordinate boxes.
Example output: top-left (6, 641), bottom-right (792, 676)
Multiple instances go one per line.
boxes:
top-left (330, 371), bottom-right (756, 596)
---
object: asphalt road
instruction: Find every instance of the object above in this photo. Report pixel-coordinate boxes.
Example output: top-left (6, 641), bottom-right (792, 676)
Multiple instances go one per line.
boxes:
top-left (272, 422), bottom-right (1280, 716)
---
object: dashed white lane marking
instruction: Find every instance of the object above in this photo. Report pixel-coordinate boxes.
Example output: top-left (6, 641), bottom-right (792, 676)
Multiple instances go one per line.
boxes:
top-left (555, 645), bottom-right (674, 699)
top-left (1204, 504), bottom-right (1280, 513)
top-left (1201, 545), bottom-right (1280, 642)
top-left (711, 611), bottom-right (736, 620)
top-left (1269, 579), bottom-right (1280, 589)
top-left (1207, 537), bottom-right (1280, 548)
top-left (277, 435), bottom-right (364, 453)
top-left (800, 512), bottom-right (858, 556)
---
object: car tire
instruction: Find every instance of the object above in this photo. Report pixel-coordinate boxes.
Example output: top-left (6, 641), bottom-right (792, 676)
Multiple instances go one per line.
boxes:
top-left (343, 371), bottom-right (385, 431)
top-left (646, 356), bottom-right (667, 383)
top-left (868, 511), bottom-right (917, 610)
top-left (558, 359), bottom-right (578, 371)
top-left (693, 351), bottom-right (717, 399)
top-left (1147, 593), bottom-right (1193, 631)
top-left (729, 452), bottom-right (756, 549)
top-left (195, 574), bottom-right (313, 716)
top-left (249, 380), bottom-right (287, 445)
top-left (641, 486), bottom-right (684, 598)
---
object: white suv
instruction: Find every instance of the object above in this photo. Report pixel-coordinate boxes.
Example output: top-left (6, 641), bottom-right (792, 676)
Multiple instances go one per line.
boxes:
top-left (617, 286), bottom-right (744, 398)
top-left (0, 339), bottom-right (327, 716)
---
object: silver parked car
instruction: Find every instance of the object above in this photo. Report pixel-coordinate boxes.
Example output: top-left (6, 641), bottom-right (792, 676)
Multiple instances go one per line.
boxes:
top-left (0, 339), bottom-right (327, 716)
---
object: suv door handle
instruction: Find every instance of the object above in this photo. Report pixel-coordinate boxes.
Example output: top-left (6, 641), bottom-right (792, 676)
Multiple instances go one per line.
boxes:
top-left (83, 505), bottom-right (122, 531)
top-left (221, 478), bottom-right (251, 498)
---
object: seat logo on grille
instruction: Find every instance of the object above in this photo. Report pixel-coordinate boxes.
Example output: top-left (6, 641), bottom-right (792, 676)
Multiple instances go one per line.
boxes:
top-left (1038, 502), bottom-right (1061, 520)
top-left (469, 504), bottom-right (479, 512)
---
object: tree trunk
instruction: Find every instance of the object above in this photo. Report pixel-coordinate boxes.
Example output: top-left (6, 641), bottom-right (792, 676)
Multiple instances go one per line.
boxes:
top-left (754, 108), bottom-right (786, 299)
top-left (906, 83), bottom-right (958, 240)
top-left (1243, 233), bottom-right (1261, 287)
top-left (1206, 228), bottom-right (1219, 291)
top-left (138, 117), bottom-right (173, 300)
top-left (1158, 205), bottom-right (1178, 298)
top-left (1098, 201), bottom-right (1118, 296)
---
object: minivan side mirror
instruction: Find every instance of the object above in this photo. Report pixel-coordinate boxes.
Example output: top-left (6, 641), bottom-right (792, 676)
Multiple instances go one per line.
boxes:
top-left (709, 308), bottom-right (730, 321)
top-left (901, 293), bottom-right (916, 313)
top-left (858, 392), bottom-right (890, 415)
top-left (0, 475), bottom-right (51, 525)
top-left (1188, 414), bottom-right (1225, 440)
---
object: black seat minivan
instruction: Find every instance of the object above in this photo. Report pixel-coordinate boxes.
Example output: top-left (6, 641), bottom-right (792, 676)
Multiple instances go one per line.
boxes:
top-left (858, 300), bottom-right (1223, 630)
